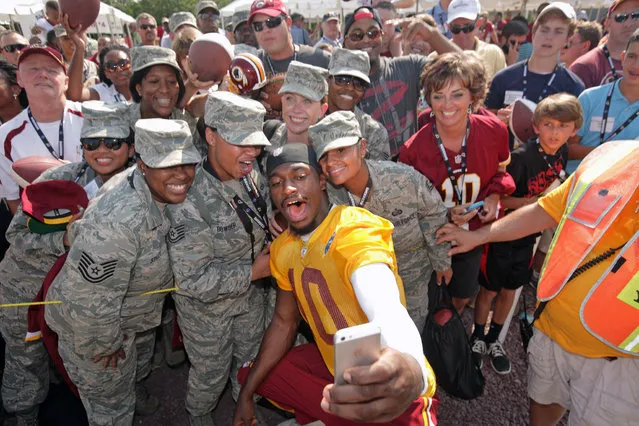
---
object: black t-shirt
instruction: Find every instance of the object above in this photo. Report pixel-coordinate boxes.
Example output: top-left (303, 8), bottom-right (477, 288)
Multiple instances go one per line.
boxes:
top-left (508, 138), bottom-right (568, 199)
top-left (257, 44), bottom-right (331, 75)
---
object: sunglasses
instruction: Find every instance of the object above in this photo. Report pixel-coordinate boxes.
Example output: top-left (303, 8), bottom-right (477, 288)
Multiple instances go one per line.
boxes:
top-left (81, 138), bottom-right (128, 151)
top-left (104, 59), bottom-right (131, 72)
top-left (613, 10), bottom-right (639, 23)
top-left (509, 39), bottom-right (524, 46)
top-left (332, 75), bottom-right (367, 91)
top-left (347, 28), bottom-right (381, 42)
top-left (139, 24), bottom-right (156, 30)
top-left (450, 23), bottom-right (476, 34)
top-left (252, 15), bottom-right (284, 32)
top-left (3, 43), bottom-right (27, 53)
top-left (198, 11), bottom-right (220, 23)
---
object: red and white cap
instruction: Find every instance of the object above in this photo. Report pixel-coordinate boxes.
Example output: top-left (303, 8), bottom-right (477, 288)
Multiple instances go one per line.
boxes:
top-left (248, 0), bottom-right (288, 23)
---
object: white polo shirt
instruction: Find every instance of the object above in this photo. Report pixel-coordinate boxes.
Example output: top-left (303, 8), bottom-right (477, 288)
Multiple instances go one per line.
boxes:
top-left (0, 100), bottom-right (84, 200)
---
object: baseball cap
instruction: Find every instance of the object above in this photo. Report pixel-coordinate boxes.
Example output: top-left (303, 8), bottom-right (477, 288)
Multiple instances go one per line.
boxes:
top-left (447, 0), bottom-right (481, 24)
top-left (135, 119), bottom-right (202, 168)
top-left (232, 10), bottom-right (250, 32)
top-left (249, 0), bottom-right (288, 24)
top-left (169, 12), bottom-right (198, 33)
top-left (328, 48), bottom-right (370, 83)
top-left (309, 111), bottom-right (362, 159)
top-left (266, 143), bottom-right (320, 177)
top-left (196, 0), bottom-right (219, 15)
top-left (17, 45), bottom-right (67, 74)
top-left (537, 2), bottom-right (577, 21)
top-left (323, 12), bottom-right (340, 23)
top-left (278, 61), bottom-right (328, 102)
top-left (81, 101), bottom-right (131, 139)
top-left (344, 6), bottom-right (383, 37)
top-left (130, 46), bottom-right (181, 74)
top-left (205, 91), bottom-right (271, 146)
top-left (22, 180), bottom-right (89, 234)
top-left (608, 0), bottom-right (629, 18)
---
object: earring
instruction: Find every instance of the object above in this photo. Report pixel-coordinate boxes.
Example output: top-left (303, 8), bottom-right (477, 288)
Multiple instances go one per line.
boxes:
top-left (13, 93), bottom-right (18, 99)
top-left (430, 111), bottom-right (434, 118)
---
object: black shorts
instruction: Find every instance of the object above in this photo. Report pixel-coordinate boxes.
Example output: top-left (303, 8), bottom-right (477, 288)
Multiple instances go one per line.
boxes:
top-left (429, 246), bottom-right (482, 300)
top-left (480, 239), bottom-right (535, 292)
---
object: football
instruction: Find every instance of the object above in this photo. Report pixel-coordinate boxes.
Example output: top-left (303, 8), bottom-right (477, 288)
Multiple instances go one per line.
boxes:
top-left (433, 308), bottom-right (454, 326)
top-left (260, 72), bottom-right (286, 116)
top-left (188, 33), bottom-right (234, 83)
top-left (11, 156), bottom-right (65, 188)
top-left (59, 0), bottom-right (101, 29)
top-left (509, 98), bottom-right (537, 145)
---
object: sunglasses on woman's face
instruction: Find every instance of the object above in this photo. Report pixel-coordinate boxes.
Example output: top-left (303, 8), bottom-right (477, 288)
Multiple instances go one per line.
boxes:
top-left (347, 29), bottom-right (381, 42)
top-left (332, 75), bottom-right (367, 91)
top-left (613, 10), bottom-right (639, 23)
top-left (252, 15), bottom-right (284, 32)
top-left (81, 138), bottom-right (127, 151)
top-left (2, 43), bottom-right (27, 53)
top-left (450, 22), bottom-right (476, 35)
top-left (104, 59), bottom-right (131, 72)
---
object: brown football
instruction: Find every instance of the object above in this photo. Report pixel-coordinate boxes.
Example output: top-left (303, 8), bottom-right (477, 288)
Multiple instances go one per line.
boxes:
top-left (11, 156), bottom-right (65, 188)
top-left (59, 0), bottom-right (101, 29)
top-left (260, 73), bottom-right (286, 114)
top-left (189, 34), bottom-right (234, 83)
top-left (509, 98), bottom-right (537, 145)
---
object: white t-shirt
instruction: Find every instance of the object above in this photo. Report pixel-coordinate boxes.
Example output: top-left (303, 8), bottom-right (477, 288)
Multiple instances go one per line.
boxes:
top-left (36, 17), bottom-right (55, 33)
top-left (0, 100), bottom-right (84, 200)
top-left (88, 82), bottom-right (129, 103)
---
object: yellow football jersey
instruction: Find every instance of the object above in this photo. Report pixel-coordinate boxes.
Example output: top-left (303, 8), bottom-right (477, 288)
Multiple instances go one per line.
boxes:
top-left (270, 205), bottom-right (406, 375)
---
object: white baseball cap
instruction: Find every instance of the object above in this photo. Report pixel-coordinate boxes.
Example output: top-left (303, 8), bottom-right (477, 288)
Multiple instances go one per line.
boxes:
top-left (447, 0), bottom-right (481, 24)
top-left (537, 2), bottom-right (577, 21)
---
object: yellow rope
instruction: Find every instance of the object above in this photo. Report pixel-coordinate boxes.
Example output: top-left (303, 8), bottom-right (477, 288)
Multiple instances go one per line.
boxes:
top-left (0, 287), bottom-right (179, 308)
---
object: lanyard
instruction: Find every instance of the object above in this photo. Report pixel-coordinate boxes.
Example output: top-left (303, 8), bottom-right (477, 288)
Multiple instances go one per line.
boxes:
top-left (347, 175), bottom-right (373, 207)
top-left (599, 80), bottom-right (639, 145)
top-left (433, 119), bottom-right (471, 204)
top-left (522, 61), bottom-right (558, 103)
top-left (27, 107), bottom-right (64, 160)
top-left (535, 139), bottom-right (566, 183)
top-left (233, 175), bottom-right (271, 238)
top-left (602, 45), bottom-right (619, 82)
top-left (265, 46), bottom-right (297, 76)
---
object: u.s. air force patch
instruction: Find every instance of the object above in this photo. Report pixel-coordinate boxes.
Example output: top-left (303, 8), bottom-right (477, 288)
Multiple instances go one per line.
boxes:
top-left (168, 224), bottom-right (185, 244)
top-left (79, 252), bottom-right (117, 284)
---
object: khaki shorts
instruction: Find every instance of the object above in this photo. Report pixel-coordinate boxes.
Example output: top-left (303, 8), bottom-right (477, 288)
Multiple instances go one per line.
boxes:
top-left (527, 330), bottom-right (639, 426)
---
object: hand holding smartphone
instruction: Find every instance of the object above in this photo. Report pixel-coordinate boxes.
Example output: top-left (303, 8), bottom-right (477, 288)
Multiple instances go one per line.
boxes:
top-left (333, 323), bottom-right (381, 385)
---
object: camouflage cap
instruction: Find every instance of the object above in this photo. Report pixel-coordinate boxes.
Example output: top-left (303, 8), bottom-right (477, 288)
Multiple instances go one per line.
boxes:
top-left (169, 12), bottom-right (198, 33)
top-left (205, 91), bottom-right (271, 147)
top-left (131, 46), bottom-right (181, 74)
top-left (309, 111), bottom-right (362, 159)
top-left (196, 0), bottom-right (219, 15)
top-left (135, 119), bottom-right (202, 168)
top-left (278, 61), bottom-right (328, 102)
top-left (232, 9), bottom-right (250, 32)
top-left (328, 48), bottom-right (370, 84)
top-left (81, 101), bottom-right (131, 139)
top-left (53, 24), bottom-right (67, 38)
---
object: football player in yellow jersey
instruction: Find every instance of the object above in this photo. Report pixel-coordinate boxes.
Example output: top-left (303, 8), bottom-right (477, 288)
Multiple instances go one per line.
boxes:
top-left (233, 143), bottom-right (437, 425)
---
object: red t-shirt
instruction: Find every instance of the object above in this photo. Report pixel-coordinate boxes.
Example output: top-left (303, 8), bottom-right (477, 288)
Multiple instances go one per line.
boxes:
top-left (569, 45), bottom-right (622, 89)
top-left (398, 114), bottom-right (513, 230)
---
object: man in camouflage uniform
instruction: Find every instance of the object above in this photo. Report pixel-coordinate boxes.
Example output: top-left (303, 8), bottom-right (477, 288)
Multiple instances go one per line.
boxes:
top-left (310, 112), bottom-right (452, 330)
top-left (45, 119), bottom-right (201, 426)
top-left (0, 102), bottom-right (133, 425)
top-left (327, 48), bottom-right (391, 161)
top-left (167, 91), bottom-right (272, 426)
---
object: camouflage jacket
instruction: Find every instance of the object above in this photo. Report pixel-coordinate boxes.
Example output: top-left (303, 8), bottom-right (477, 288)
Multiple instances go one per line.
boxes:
top-left (166, 162), bottom-right (270, 307)
top-left (45, 168), bottom-right (173, 358)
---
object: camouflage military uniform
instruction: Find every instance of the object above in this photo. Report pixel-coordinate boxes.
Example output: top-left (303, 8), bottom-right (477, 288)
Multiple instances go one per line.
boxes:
top-left (311, 112), bottom-right (451, 330)
top-left (166, 92), bottom-right (271, 419)
top-left (45, 119), bottom-right (201, 425)
top-left (169, 12), bottom-right (197, 33)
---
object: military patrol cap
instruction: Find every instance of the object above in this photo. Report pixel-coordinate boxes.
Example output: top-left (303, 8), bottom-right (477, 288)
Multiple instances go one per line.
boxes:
top-left (328, 48), bottom-right (370, 84)
top-left (196, 0), bottom-right (219, 15)
top-left (278, 61), bottom-right (328, 102)
top-left (53, 24), bottom-right (67, 38)
top-left (169, 12), bottom-right (198, 33)
top-left (266, 143), bottom-right (320, 176)
top-left (135, 119), bottom-right (202, 168)
top-left (81, 101), bottom-right (131, 139)
top-left (309, 110), bottom-right (362, 159)
top-left (205, 91), bottom-right (271, 146)
top-left (232, 10), bottom-right (250, 32)
top-left (21, 180), bottom-right (89, 234)
top-left (131, 46), bottom-right (181, 74)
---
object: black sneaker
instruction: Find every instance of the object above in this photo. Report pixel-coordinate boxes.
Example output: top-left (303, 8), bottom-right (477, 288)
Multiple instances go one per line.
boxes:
top-left (488, 341), bottom-right (511, 374)
top-left (470, 337), bottom-right (487, 368)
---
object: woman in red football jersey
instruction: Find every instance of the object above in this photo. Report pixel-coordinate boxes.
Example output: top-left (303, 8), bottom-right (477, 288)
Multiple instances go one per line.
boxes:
top-left (398, 51), bottom-right (515, 315)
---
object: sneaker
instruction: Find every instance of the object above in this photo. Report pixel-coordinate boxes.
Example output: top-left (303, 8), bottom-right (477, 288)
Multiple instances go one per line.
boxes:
top-left (470, 337), bottom-right (487, 369)
top-left (488, 341), bottom-right (512, 374)
top-left (135, 383), bottom-right (160, 416)
top-left (189, 413), bottom-right (215, 426)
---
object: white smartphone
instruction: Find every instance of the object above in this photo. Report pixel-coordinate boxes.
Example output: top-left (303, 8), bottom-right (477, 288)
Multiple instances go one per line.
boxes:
top-left (333, 323), bottom-right (381, 385)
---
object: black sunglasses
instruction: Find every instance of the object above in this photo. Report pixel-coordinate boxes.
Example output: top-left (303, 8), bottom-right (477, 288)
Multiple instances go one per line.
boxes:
top-left (104, 59), bottom-right (131, 72)
top-left (252, 15), bottom-right (284, 32)
top-left (614, 10), bottom-right (639, 23)
top-left (3, 43), bottom-right (27, 53)
top-left (198, 11), bottom-right (220, 22)
top-left (332, 75), bottom-right (367, 91)
top-left (450, 22), bottom-right (476, 35)
top-left (509, 39), bottom-right (524, 46)
top-left (81, 138), bottom-right (128, 151)
top-left (139, 24), bottom-right (156, 30)
top-left (347, 28), bottom-right (381, 42)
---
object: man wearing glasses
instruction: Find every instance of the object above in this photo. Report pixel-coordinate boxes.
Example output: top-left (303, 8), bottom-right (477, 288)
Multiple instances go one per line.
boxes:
top-left (446, 0), bottom-right (505, 80)
top-left (196, 1), bottom-right (221, 34)
top-left (0, 31), bottom-right (29, 66)
top-left (136, 13), bottom-right (158, 46)
top-left (570, 0), bottom-right (639, 88)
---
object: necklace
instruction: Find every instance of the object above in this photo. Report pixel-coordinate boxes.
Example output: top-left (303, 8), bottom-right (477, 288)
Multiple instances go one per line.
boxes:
top-left (265, 46), bottom-right (298, 75)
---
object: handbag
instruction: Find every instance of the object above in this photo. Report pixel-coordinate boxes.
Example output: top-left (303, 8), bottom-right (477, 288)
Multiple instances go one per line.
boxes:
top-left (422, 285), bottom-right (485, 400)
